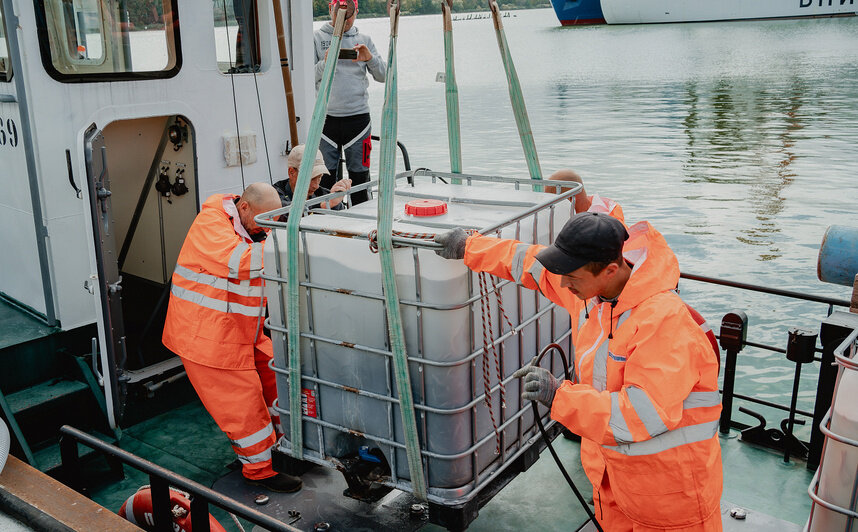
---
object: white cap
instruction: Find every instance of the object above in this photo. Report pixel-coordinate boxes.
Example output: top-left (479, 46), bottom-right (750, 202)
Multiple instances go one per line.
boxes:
top-left (287, 144), bottom-right (329, 178)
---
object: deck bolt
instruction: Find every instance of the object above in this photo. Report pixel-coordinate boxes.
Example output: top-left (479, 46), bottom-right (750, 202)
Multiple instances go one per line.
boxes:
top-left (255, 494), bottom-right (269, 505)
top-left (729, 507), bottom-right (747, 520)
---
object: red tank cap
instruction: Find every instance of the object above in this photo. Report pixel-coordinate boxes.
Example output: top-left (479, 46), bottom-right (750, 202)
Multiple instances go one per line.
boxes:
top-left (404, 199), bottom-right (448, 217)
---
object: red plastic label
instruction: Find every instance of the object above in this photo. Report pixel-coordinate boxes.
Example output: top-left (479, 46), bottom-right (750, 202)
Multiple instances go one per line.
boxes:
top-left (301, 388), bottom-right (317, 418)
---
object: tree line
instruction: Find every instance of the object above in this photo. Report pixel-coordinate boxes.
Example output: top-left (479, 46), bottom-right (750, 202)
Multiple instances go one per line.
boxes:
top-left (312, 0), bottom-right (550, 18)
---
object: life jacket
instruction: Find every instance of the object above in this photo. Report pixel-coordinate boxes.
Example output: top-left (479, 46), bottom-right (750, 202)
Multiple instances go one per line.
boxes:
top-left (463, 221), bottom-right (722, 528)
top-left (163, 194), bottom-right (270, 370)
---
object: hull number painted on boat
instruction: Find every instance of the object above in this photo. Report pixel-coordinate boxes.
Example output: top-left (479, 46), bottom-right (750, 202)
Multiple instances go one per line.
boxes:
top-left (800, 0), bottom-right (855, 6)
top-left (0, 118), bottom-right (18, 148)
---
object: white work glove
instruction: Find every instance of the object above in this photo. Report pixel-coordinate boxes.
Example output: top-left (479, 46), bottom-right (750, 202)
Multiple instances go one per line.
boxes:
top-left (434, 228), bottom-right (468, 260)
top-left (512, 365), bottom-right (560, 408)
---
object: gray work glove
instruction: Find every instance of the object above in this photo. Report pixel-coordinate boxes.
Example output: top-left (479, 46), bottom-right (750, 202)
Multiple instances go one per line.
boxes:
top-left (434, 228), bottom-right (468, 260)
top-left (512, 365), bottom-right (561, 408)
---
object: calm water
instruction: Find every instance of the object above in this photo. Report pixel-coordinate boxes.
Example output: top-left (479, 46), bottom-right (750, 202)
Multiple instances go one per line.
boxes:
top-left (317, 10), bottom-right (858, 422)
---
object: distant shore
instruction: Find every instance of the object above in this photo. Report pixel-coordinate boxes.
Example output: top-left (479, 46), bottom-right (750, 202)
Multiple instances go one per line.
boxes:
top-left (313, 4), bottom-right (551, 21)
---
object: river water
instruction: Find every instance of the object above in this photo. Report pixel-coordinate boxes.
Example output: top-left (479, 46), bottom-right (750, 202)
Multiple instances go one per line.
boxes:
top-left (320, 10), bottom-right (858, 424)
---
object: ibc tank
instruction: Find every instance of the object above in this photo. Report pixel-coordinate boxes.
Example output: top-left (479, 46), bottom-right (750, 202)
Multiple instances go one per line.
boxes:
top-left (263, 180), bottom-right (573, 504)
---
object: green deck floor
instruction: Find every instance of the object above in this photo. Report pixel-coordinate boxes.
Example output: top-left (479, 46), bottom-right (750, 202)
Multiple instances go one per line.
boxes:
top-left (86, 401), bottom-right (815, 531)
top-left (0, 299), bottom-right (56, 350)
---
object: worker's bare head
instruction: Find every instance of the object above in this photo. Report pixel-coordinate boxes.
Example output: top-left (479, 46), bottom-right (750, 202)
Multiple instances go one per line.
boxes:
top-left (547, 169), bottom-right (591, 214)
top-left (329, 0), bottom-right (358, 29)
top-left (238, 183), bottom-right (281, 234)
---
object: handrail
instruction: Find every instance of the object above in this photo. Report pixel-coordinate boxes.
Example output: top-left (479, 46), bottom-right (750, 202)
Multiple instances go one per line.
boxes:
top-left (680, 272), bottom-right (851, 308)
top-left (58, 425), bottom-right (299, 532)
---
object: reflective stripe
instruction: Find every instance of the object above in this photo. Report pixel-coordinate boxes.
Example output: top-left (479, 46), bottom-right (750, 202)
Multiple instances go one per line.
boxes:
top-left (237, 447), bottom-right (273, 464)
top-left (609, 392), bottom-right (634, 443)
top-left (626, 386), bottom-right (669, 438)
top-left (230, 423), bottom-right (274, 450)
top-left (249, 243), bottom-right (264, 277)
top-left (171, 284), bottom-right (263, 318)
top-left (510, 243), bottom-right (530, 284)
top-left (174, 265), bottom-right (263, 299)
top-left (683, 391), bottom-right (721, 409)
top-left (603, 419), bottom-right (719, 456)
top-left (578, 302), bottom-right (591, 330)
top-left (592, 342), bottom-right (610, 391)
top-left (228, 242), bottom-right (250, 278)
top-left (527, 260), bottom-right (544, 286)
top-left (592, 310), bottom-right (631, 391)
top-left (577, 305), bottom-right (605, 375)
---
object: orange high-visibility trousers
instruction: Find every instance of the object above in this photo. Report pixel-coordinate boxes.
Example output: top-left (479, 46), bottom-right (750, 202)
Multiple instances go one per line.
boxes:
top-left (594, 473), bottom-right (723, 532)
top-left (181, 343), bottom-right (279, 480)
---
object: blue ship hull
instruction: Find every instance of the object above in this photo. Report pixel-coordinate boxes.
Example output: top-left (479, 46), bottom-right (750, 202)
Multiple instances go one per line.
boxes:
top-left (549, 0), bottom-right (606, 25)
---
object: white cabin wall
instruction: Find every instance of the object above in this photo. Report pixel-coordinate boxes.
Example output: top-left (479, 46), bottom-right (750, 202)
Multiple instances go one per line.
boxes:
top-left (287, 0), bottom-right (315, 142)
top-left (0, 94), bottom-right (46, 315)
top-left (8, 0), bottom-right (313, 330)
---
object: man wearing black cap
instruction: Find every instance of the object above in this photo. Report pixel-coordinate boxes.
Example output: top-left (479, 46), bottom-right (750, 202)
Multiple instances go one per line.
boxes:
top-left (435, 213), bottom-right (723, 531)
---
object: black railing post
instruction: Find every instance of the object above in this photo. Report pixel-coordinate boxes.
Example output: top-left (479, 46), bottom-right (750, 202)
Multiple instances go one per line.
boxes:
top-left (149, 476), bottom-right (173, 532)
top-left (190, 495), bottom-right (212, 532)
top-left (59, 433), bottom-right (82, 493)
top-left (809, 311), bottom-right (858, 469)
top-left (783, 328), bottom-right (817, 463)
top-left (719, 312), bottom-right (748, 435)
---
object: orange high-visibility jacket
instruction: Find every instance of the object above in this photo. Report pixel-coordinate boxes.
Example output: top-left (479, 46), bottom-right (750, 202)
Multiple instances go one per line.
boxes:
top-left (163, 194), bottom-right (269, 370)
top-left (464, 221), bottom-right (722, 528)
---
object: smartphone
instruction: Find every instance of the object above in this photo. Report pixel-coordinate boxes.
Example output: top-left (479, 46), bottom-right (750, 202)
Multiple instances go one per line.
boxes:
top-left (338, 48), bottom-right (358, 60)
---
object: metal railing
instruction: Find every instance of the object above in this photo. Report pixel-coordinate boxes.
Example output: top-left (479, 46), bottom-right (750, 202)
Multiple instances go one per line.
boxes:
top-left (59, 425), bottom-right (299, 532)
top-left (806, 327), bottom-right (858, 529)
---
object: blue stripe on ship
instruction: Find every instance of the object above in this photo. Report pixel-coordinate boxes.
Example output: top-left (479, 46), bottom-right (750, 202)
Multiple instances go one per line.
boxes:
top-left (549, 0), bottom-right (606, 25)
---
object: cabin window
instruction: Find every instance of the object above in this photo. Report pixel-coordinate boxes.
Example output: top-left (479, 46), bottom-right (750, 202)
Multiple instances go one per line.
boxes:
top-left (0, 3), bottom-right (10, 81)
top-left (35, 0), bottom-right (181, 82)
top-left (213, 0), bottom-right (261, 74)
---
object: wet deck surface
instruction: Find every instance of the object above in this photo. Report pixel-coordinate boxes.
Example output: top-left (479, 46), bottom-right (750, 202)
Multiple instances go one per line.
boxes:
top-left (87, 399), bottom-right (813, 531)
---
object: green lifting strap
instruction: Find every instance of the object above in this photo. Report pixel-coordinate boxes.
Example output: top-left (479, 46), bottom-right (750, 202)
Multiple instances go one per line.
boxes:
top-left (488, 0), bottom-right (543, 191)
top-left (442, 0), bottom-right (463, 184)
top-left (376, 1), bottom-right (428, 501)
top-left (285, 4), bottom-right (349, 460)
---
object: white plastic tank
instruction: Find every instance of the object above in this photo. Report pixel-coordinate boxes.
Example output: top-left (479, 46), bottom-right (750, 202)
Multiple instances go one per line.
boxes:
top-left (263, 181), bottom-right (572, 498)
top-left (808, 359), bottom-right (858, 531)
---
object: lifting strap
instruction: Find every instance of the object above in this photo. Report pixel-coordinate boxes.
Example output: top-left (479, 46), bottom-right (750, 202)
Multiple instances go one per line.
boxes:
top-left (442, 0), bottom-right (463, 183)
top-left (376, 0), bottom-right (428, 501)
top-left (488, 0), bottom-right (543, 191)
top-left (284, 1), bottom-right (349, 460)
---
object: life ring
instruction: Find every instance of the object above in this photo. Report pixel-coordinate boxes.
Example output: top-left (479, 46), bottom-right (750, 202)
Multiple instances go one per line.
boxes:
top-left (118, 485), bottom-right (226, 532)
top-left (685, 304), bottom-right (721, 370)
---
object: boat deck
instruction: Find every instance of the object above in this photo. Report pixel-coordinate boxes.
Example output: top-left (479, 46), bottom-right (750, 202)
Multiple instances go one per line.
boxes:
top-left (84, 399), bottom-right (814, 531)
top-left (0, 299), bottom-right (56, 351)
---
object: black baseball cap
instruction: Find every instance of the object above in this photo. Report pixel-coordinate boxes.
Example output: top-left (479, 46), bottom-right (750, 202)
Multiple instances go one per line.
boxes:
top-left (535, 212), bottom-right (629, 275)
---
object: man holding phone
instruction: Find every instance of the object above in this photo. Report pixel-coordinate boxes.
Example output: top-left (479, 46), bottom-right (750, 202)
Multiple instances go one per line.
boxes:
top-left (313, 0), bottom-right (386, 206)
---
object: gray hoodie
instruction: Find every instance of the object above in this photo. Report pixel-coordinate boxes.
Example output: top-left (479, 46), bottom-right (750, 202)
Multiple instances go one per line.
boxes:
top-left (314, 23), bottom-right (386, 117)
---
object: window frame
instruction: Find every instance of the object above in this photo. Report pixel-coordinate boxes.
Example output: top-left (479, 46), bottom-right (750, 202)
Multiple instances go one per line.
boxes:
top-left (0, 2), bottom-right (11, 82)
top-left (33, 0), bottom-right (183, 83)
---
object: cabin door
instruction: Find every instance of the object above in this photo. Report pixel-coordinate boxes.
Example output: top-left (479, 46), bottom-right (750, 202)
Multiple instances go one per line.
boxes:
top-left (84, 124), bottom-right (126, 430)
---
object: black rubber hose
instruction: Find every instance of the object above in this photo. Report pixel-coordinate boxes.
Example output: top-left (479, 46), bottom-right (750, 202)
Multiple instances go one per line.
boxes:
top-left (531, 343), bottom-right (603, 532)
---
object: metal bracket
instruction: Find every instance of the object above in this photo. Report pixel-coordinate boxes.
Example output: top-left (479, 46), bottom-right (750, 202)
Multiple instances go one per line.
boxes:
top-left (738, 407), bottom-right (808, 459)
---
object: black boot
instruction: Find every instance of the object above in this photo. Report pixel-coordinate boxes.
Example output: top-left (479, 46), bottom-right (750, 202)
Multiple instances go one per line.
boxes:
top-left (244, 473), bottom-right (303, 493)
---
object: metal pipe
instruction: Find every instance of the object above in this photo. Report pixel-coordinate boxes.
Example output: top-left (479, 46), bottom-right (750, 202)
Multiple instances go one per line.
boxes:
top-left (681, 272), bottom-right (851, 308)
top-left (58, 426), bottom-right (300, 531)
top-left (1, 0), bottom-right (57, 326)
